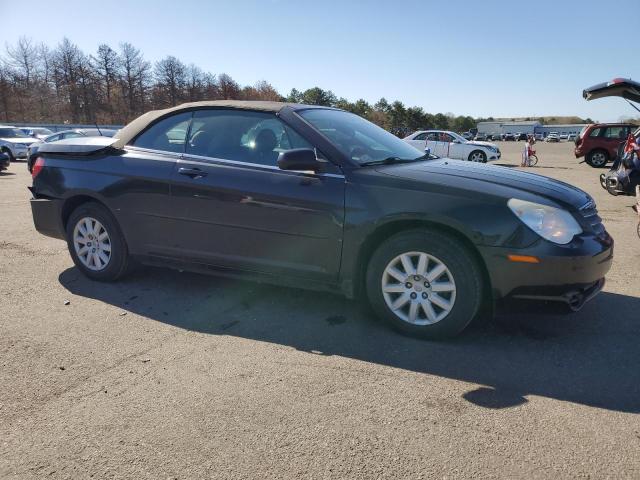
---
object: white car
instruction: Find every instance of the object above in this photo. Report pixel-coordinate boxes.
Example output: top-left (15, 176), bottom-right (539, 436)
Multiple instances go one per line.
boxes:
top-left (0, 126), bottom-right (37, 160)
top-left (404, 130), bottom-right (501, 162)
top-left (545, 133), bottom-right (560, 143)
top-left (559, 133), bottom-right (569, 141)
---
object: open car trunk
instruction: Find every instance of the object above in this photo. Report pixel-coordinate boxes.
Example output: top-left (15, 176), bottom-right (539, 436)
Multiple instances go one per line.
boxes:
top-left (583, 78), bottom-right (640, 104)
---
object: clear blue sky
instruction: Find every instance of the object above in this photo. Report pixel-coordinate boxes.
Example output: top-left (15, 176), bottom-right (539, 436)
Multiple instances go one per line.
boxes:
top-left (1, 0), bottom-right (637, 121)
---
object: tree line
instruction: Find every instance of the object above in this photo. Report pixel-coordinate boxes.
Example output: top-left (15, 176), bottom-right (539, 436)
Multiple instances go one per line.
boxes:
top-left (0, 37), bottom-right (480, 135)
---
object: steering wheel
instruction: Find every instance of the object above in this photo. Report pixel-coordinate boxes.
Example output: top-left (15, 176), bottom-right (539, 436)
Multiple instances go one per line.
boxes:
top-left (349, 145), bottom-right (371, 163)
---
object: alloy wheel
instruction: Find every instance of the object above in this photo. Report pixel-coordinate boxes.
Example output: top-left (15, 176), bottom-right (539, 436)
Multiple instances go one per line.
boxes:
top-left (381, 251), bottom-right (456, 325)
top-left (470, 151), bottom-right (485, 162)
top-left (73, 217), bottom-right (112, 271)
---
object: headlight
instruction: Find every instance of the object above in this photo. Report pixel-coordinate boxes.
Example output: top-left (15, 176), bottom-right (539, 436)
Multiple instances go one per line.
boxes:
top-left (507, 198), bottom-right (582, 244)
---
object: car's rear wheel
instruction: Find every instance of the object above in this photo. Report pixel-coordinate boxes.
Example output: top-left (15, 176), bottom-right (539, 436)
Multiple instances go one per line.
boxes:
top-left (468, 150), bottom-right (487, 163)
top-left (366, 229), bottom-right (483, 339)
top-left (66, 202), bottom-right (130, 281)
top-left (586, 149), bottom-right (608, 168)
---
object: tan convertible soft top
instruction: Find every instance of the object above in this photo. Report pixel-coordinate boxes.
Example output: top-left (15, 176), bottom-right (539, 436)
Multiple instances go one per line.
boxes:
top-left (112, 100), bottom-right (298, 148)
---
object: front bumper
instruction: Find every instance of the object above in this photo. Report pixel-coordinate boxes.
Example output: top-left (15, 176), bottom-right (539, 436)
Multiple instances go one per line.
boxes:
top-left (479, 233), bottom-right (613, 313)
top-left (30, 196), bottom-right (65, 240)
top-left (488, 150), bottom-right (501, 161)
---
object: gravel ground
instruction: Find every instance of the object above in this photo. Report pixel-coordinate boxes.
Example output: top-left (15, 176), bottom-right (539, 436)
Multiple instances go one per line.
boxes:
top-left (1, 141), bottom-right (639, 479)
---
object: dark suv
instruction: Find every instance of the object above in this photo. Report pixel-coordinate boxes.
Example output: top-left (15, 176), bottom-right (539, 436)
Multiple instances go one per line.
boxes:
top-left (574, 123), bottom-right (637, 167)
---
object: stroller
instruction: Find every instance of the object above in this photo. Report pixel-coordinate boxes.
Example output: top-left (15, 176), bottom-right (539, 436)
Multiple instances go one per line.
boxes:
top-left (599, 135), bottom-right (640, 196)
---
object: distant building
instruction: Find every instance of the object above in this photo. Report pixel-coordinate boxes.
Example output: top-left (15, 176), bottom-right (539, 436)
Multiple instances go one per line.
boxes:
top-left (477, 120), bottom-right (587, 137)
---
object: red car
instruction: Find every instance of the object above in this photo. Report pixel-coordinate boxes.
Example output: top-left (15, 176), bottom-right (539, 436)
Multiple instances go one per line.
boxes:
top-left (574, 122), bottom-right (637, 167)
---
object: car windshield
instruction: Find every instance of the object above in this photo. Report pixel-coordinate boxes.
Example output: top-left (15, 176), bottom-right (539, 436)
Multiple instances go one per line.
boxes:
top-left (449, 132), bottom-right (468, 143)
top-left (298, 108), bottom-right (426, 165)
top-left (0, 127), bottom-right (30, 138)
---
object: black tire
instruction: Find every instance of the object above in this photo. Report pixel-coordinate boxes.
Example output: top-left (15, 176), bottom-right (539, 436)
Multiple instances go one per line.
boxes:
top-left (65, 202), bottom-right (130, 281)
top-left (468, 150), bottom-right (487, 163)
top-left (528, 154), bottom-right (538, 166)
top-left (586, 149), bottom-right (609, 168)
top-left (1, 147), bottom-right (14, 162)
top-left (365, 229), bottom-right (483, 339)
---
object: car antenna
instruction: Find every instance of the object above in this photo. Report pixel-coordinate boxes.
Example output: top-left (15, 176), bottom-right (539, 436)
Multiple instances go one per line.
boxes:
top-left (94, 121), bottom-right (103, 136)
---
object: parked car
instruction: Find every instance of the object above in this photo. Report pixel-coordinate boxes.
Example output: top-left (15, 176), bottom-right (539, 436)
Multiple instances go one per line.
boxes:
top-left (535, 133), bottom-right (544, 141)
top-left (567, 133), bottom-right (577, 141)
top-left (461, 131), bottom-right (474, 140)
top-left (28, 128), bottom-right (118, 171)
top-left (474, 133), bottom-right (487, 141)
top-left (559, 133), bottom-right (569, 141)
top-left (0, 152), bottom-right (10, 171)
top-left (0, 126), bottom-right (37, 161)
top-left (546, 133), bottom-right (560, 142)
top-left (503, 133), bottom-right (515, 141)
top-left (487, 133), bottom-right (502, 141)
top-left (29, 101), bottom-right (613, 339)
top-left (573, 123), bottom-right (636, 168)
top-left (404, 130), bottom-right (501, 162)
top-left (515, 133), bottom-right (528, 141)
top-left (20, 127), bottom-right (54, 140)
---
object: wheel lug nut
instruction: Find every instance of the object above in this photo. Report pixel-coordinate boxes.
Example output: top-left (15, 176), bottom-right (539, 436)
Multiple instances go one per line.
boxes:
top-left (422, 292), bottom-right (428, 299)
top-left (424, 281), bottom-right (430, 287)
top-left (413, 275), bottom-right (420, 281)
top-left (410, 292), bottom-right (417, 300)
top-left (405, 282), bottom-right (412, 289)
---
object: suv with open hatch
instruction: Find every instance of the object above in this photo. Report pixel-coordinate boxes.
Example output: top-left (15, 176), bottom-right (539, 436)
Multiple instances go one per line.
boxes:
top-left (29, 101), bottom-right (613, 339)
top-left (574, 123), bottom-right (637, 167)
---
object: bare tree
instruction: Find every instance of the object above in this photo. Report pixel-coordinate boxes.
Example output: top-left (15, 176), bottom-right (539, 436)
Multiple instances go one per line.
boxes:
top-left (119, 42), bottom-right (150, 119)
top-left (218, 73), bottom-right (240, 99)
top-left (154, 56), bottom-right (186, 107)
top-left (93, 44), bottom-right (120, 122)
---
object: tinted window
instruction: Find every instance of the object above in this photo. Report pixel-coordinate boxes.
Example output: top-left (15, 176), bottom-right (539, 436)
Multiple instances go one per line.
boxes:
top-left (185, 109), bottom-right (313, 166)
top-left (604, 127), bottom-right (625, 139)
top-left (425, 132), bottom-right (439, 141)
top-left (132, 111), bottom-right (193, 153)
top-left (589, 127), bottom-right (602, 137)
top-left (0, 127), bottom-right (29, 138)
top-left (45, 134), bottom-right (61, 142)
top-left (413, 132), bottom-right (427, 141)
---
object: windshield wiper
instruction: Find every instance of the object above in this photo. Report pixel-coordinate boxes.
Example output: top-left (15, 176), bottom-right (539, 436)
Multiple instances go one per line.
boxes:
top-left (360, 156), bottom-right (423, 167)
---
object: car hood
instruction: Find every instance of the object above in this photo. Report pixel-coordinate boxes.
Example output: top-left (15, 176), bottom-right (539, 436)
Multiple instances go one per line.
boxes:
top-left (376, 159), bottom-right (591, 210)
top-left (0, 137), bottom-right (36, 146)
top-left (467, 141), bottom-right (497, 149)
top-left (583, 78), bottom-right (640, 103)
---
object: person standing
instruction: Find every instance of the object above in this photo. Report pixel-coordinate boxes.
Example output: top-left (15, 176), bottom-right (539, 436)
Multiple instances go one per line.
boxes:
top-left (521, 135), bottom-right (535, 167)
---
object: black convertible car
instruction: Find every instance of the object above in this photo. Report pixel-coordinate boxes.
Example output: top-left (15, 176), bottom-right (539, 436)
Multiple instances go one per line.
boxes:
top-left (29, 101), bottom-right (613, 338)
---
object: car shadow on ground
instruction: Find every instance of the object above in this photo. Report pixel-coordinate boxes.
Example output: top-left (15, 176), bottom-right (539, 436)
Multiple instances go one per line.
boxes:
top-left (59, 266), bottom-right (640, 413)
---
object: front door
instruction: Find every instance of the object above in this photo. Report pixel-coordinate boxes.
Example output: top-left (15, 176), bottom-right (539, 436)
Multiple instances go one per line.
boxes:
top-left (169, 108), bottom-right (346, 281)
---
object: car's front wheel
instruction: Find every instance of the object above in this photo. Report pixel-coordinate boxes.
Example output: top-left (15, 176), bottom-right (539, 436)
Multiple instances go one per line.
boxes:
top-left (468, 150), bottom-right (487, 163)
top-left (1, 147), bottom-right (14, 162)
top-left (66, 202), bottom-right (130, 281)
top-left (366, 230), bottom-right (483, 339)
top-left (586, 149), bottom-right (608, 168)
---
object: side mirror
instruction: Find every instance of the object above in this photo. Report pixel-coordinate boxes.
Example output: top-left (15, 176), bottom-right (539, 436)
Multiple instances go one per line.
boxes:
top-left (277, 148), bottom-right (320, 172)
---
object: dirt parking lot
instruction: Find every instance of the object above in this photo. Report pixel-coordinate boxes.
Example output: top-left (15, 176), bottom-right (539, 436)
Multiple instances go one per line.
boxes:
top-left (1, 141), bottom-right (639, 479)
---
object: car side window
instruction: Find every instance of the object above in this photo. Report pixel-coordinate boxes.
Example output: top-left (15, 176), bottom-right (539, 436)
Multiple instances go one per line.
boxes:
top-left (413, 133), bottom-right (427, 141)
top-left (64, 132), bottom-right (84, 140)
top-left (589, 128), bottom-right (602, 138)
top-left (46, 134), bottom-right (61, 142)
top-left (185, 109), bottom-right (314, 167)
top-left (441, 133), bottom-right (454, 143)
top-left (132, 111), bottom-right (193, 153)
top-left (604, 127), bottom-right (624, 139)
top-left (425, 133), bottom-right (439, 141)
